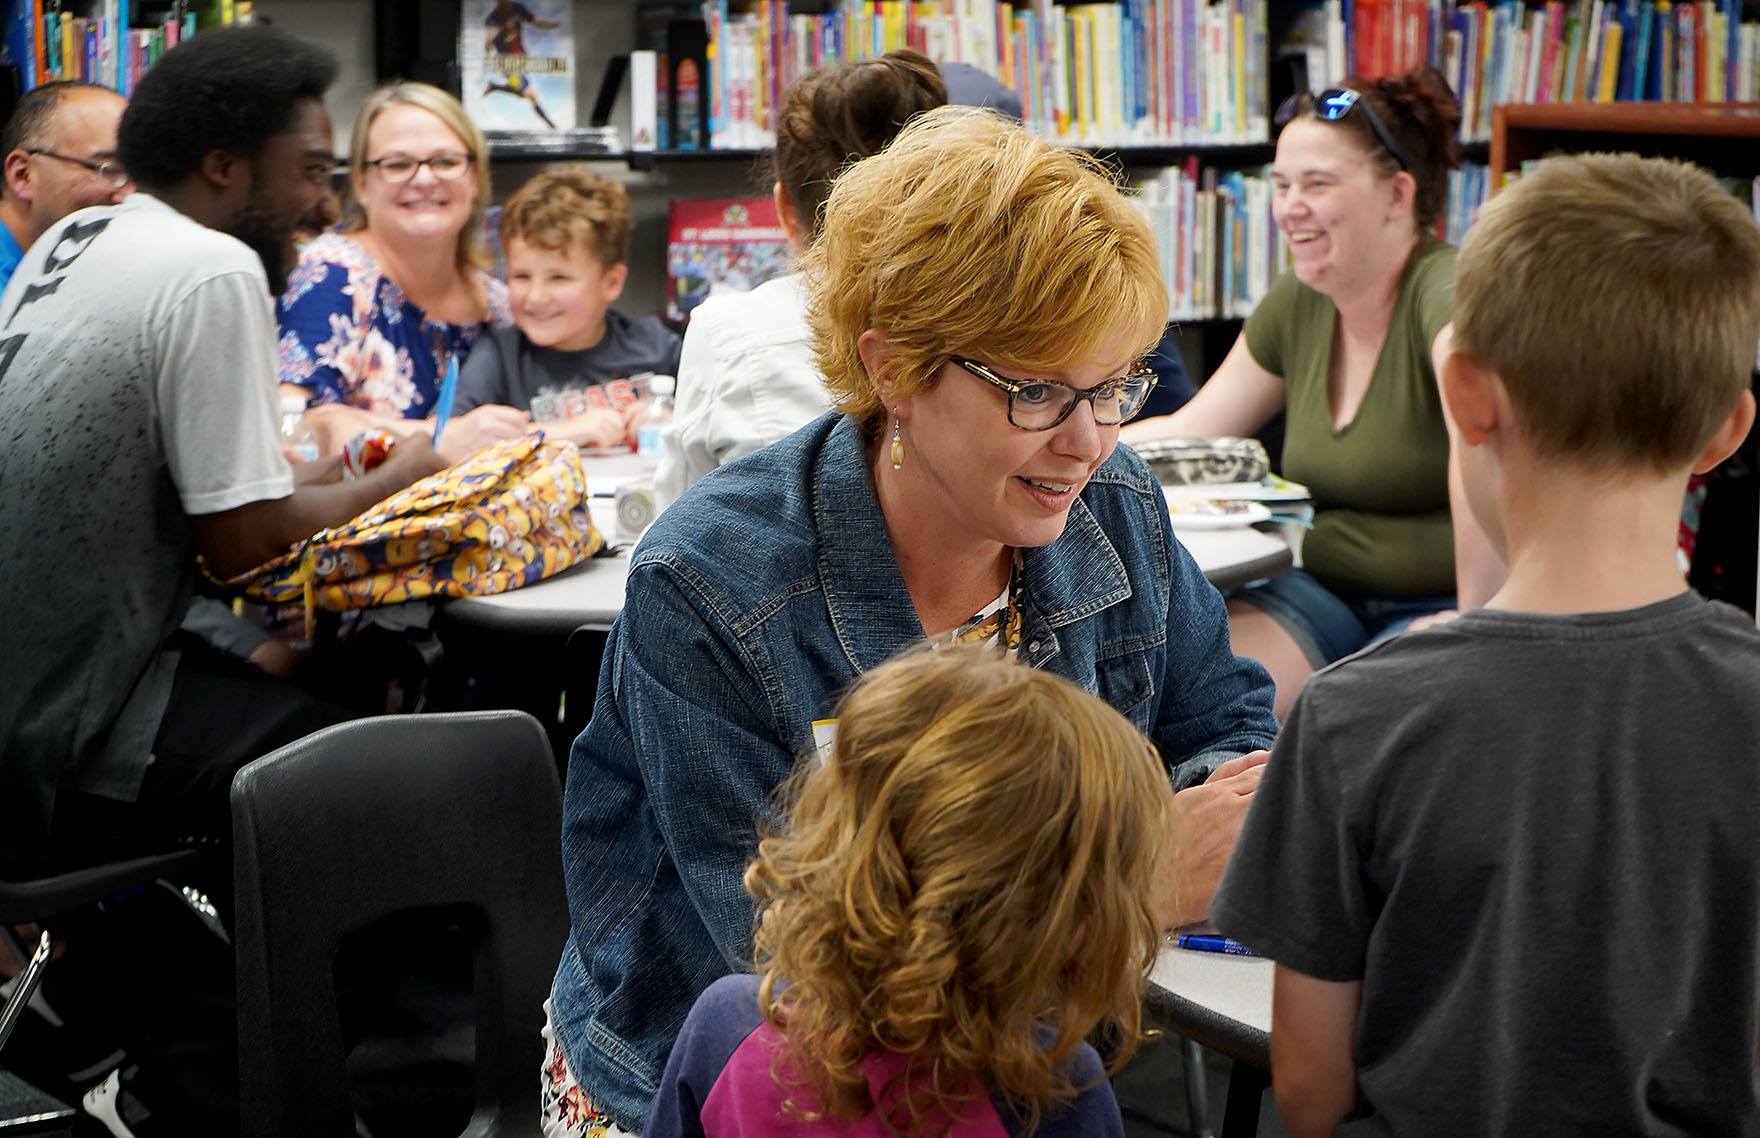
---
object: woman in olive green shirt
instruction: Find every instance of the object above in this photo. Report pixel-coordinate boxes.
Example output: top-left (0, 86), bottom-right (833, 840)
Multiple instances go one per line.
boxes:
top-left (1123, 68), bottom-right (1499, 717)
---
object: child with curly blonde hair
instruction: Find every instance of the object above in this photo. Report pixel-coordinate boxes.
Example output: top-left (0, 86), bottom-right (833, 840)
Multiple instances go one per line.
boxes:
top-left (645, 646), bottom-right (1177, 1137)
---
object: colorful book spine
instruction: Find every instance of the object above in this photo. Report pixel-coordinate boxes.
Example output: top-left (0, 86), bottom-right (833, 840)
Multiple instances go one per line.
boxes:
top-left (1598, 17), bottom-right (1622, 97)
top-left (1678, 1), bottom-right (1694, 99)
top-left (1632, 0), bottom-right (1653, 95)
top-left (1657, 0), bottom-right (1674, 99)
top-left (1725, 0), bottom-right (1740, 98)
top-left (30, 0), bottom-right (45, 86)
top-left (1612, 0), bottom-right (1634, 98)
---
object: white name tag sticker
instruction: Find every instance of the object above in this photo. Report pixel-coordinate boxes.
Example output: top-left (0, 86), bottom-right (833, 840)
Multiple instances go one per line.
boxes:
top-left (811, 719), bottom-right (838, 765)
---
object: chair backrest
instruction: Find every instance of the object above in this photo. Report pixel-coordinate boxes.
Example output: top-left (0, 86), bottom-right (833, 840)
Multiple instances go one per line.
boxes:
top-left (0, 848), bottom-right (206, 926)
top-left (231, 711), bottom-right (566, 1138)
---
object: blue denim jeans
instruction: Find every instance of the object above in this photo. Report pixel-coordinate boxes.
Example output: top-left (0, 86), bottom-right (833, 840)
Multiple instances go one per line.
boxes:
top-left (1233, 567), bottom-right (1456, 667)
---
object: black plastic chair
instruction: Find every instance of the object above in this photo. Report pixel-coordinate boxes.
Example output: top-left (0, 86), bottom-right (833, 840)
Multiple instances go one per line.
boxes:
top-left (231, 711), bottom-right (567, 1138)
top-left (0, 847), bottom-right (208, 1130)
top-left (0, 849), bottom-right (207, 929)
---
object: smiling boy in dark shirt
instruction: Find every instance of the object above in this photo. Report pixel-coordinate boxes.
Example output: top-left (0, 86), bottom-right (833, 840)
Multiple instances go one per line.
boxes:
top-left (454, 167), bottom-right (680, 450)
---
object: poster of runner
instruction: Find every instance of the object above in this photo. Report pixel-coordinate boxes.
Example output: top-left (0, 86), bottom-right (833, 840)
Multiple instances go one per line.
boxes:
top-left (460, 0), bottom-right (576, 130)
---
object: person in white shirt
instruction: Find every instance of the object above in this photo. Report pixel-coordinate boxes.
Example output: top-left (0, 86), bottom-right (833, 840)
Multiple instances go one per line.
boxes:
top-left (654, 51), bottom-right (949, 506)
top-left (0, 27), bottom-right (443, 867)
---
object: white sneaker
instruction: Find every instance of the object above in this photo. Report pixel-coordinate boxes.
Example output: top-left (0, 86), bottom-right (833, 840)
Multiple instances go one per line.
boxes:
top-left (82, 1069), bottom-right (138, 1138)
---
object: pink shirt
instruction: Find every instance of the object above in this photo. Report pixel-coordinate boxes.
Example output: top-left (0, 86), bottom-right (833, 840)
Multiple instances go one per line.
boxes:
top-left (646, 974), bottom-right (1123, 1137)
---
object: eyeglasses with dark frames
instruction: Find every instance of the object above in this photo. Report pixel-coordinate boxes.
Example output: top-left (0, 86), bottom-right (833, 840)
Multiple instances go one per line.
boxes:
top-left (363, 151), bottom-right (475, 184)
top-left (1273, 87), bottom-right (1410, 171)
top-left (27, 148), bottom-right (128, 188)
top-left (952, 356), bottom-right (1159, 431)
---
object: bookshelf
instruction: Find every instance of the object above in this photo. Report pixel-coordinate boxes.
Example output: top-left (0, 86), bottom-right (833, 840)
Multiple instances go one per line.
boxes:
top-left (314, 2), bottom-right (1760, 348)
top-left (1, 1), bottom-right (255, 96)
top-left (633, 0), bottom-right (1760, 151)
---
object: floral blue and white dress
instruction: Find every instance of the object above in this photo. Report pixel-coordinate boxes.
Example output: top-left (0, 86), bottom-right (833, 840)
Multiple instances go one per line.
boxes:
top-left (276, 231), bottom-right (513, 416)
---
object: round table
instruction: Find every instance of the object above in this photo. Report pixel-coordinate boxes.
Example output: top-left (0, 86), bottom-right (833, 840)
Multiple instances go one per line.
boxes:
top-left (1146, 945), bottom-right (1273, 1138)
top-left (437, 457), bottom-right (1296, 749)
top-left (444, 522), bottom-right (1292, 636)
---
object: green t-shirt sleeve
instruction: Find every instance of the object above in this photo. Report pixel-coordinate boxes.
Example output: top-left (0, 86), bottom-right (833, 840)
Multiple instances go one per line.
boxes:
top-left (1243, 269), bottom-right (1305, 377)
top-left (1409, 243), bottom-right (1458, 351)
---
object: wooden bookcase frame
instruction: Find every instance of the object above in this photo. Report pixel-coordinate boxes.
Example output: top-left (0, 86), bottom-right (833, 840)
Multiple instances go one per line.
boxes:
top-left (1491, 101), bottom-right (1760, 189)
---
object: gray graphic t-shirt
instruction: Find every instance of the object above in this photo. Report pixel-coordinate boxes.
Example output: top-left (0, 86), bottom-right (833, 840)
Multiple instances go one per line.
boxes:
top-left (452, 312), bottom-right (682, 423)
top-left (0, 194), bottom-right (291, 854)
top-left (1214, 593), bottom-right (1760, 1136)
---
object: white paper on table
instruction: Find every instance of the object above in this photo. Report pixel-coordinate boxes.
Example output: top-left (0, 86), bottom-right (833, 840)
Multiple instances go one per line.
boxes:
top-left (1161, 476), bottom-right (1311, 503)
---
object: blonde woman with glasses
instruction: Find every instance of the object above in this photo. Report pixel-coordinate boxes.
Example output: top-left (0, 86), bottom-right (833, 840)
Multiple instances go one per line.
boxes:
top-left (276, 81), bottom-right (521, 462)
top-left (541, 107), bottom-right (1276, 1137)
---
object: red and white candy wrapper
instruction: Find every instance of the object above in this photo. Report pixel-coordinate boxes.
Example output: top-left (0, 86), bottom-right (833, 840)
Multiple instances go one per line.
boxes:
top-left (341, 429), bottom-right (397, 480)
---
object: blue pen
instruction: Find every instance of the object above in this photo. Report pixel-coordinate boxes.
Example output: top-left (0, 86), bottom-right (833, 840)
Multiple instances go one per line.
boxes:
top-left (1174, 934), bottom-right (1257, 957)
top-left (432, 353), bottom-right (460, 445)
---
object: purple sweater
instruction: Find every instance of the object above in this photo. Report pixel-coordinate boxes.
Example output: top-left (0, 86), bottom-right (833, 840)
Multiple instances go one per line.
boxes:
top-left (646, 974), bottom-right (1125, 1137)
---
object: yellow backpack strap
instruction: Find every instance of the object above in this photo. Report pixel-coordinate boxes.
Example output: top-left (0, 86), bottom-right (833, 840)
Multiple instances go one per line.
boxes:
top-left (300, 544), bottom-right (318, 644)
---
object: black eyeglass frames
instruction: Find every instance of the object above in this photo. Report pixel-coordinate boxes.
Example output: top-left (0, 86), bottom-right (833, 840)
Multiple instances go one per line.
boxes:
top-left (27, 148), bottom-right (128, 188)
top-left (952, 357), bottom-right (1159, 431)
top-left (1273, 87), bottom-right (1410, 171)
top-left (362, 152), bottom-right (475, 184)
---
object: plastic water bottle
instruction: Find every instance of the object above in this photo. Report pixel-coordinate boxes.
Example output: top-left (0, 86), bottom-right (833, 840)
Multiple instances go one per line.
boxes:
top-left (278, 394), bottom-right (320, 464)
top-left (636, 375), bottom-right (675, 457)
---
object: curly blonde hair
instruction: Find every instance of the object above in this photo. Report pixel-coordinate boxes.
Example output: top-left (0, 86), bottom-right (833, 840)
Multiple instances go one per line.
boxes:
top-left (745, 647), bottom-right (1174, 1135)
top-left (800, 106), bottom-right (1169, 433)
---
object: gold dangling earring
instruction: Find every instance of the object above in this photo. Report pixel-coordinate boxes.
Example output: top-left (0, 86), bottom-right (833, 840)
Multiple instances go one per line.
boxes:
top-left (890, 418), bottom-right (905, 471)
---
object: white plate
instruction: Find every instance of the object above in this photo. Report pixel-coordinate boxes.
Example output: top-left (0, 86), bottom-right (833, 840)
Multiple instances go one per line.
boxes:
top-left (1162, 475), bottom-right (1311, 503)
top-left (1167, 499), bottom-right (1273, 530)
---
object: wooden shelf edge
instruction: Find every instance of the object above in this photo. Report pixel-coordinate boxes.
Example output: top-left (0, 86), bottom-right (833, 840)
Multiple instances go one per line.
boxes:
top-left (1498, 101), bottom-right (1760, 137)
top-left (1492, 101), bottom-right (1760, 188)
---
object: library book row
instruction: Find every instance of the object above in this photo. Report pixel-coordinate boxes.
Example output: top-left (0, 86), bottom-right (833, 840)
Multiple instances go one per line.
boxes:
top-left (639, 0), bottom-right (1760, 155)
top-left (2, 0), bottom-right (256, 93)
top-left (660, 0), bottom-right (1278, 150)
top-left (653, 158), bottom-right (1492, 329)
top-left (1131, 159), bottom-right (1489, 320)
top-left (1144, 161), bottom-right (1760, 326)
top-left (1442, 0), bottom-right (1760, 143)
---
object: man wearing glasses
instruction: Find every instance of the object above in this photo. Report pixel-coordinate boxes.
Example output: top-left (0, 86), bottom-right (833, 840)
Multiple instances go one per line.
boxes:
top-left (0, 80), bottom-right (130, 292)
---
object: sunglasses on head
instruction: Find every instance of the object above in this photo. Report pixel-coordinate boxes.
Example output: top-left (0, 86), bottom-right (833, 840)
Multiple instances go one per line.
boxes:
top-left (1273, 87), bottom-right (1410, 171)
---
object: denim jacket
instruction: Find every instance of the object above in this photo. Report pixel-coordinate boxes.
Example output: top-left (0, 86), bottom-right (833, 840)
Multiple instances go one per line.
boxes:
top-left (550, 413), bottom-right (1277, 1131)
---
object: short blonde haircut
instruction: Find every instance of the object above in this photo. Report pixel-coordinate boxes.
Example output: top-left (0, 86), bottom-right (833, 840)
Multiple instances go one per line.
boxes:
top-left (499, 166), bottom-right (632, 268)
top-left (1455, 153), bottom-right (1760, 471)
top-left (802, 107), bottom-right (1169, 431)
top-left (344, 81), bottom-right (491, 271)
top-left (746, 647), bottom-right (1174, 1136)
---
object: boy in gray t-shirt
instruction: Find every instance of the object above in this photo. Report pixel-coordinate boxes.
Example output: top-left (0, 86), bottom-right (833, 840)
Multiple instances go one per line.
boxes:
top-left (1213, 154), bottom-right (1760, 1137)
top-left (453, 168), bottom-right (680, 449)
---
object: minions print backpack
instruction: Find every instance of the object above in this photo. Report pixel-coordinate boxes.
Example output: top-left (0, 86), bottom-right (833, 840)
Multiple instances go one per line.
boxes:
top-left (228, 434), bottom-right (604, 611)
